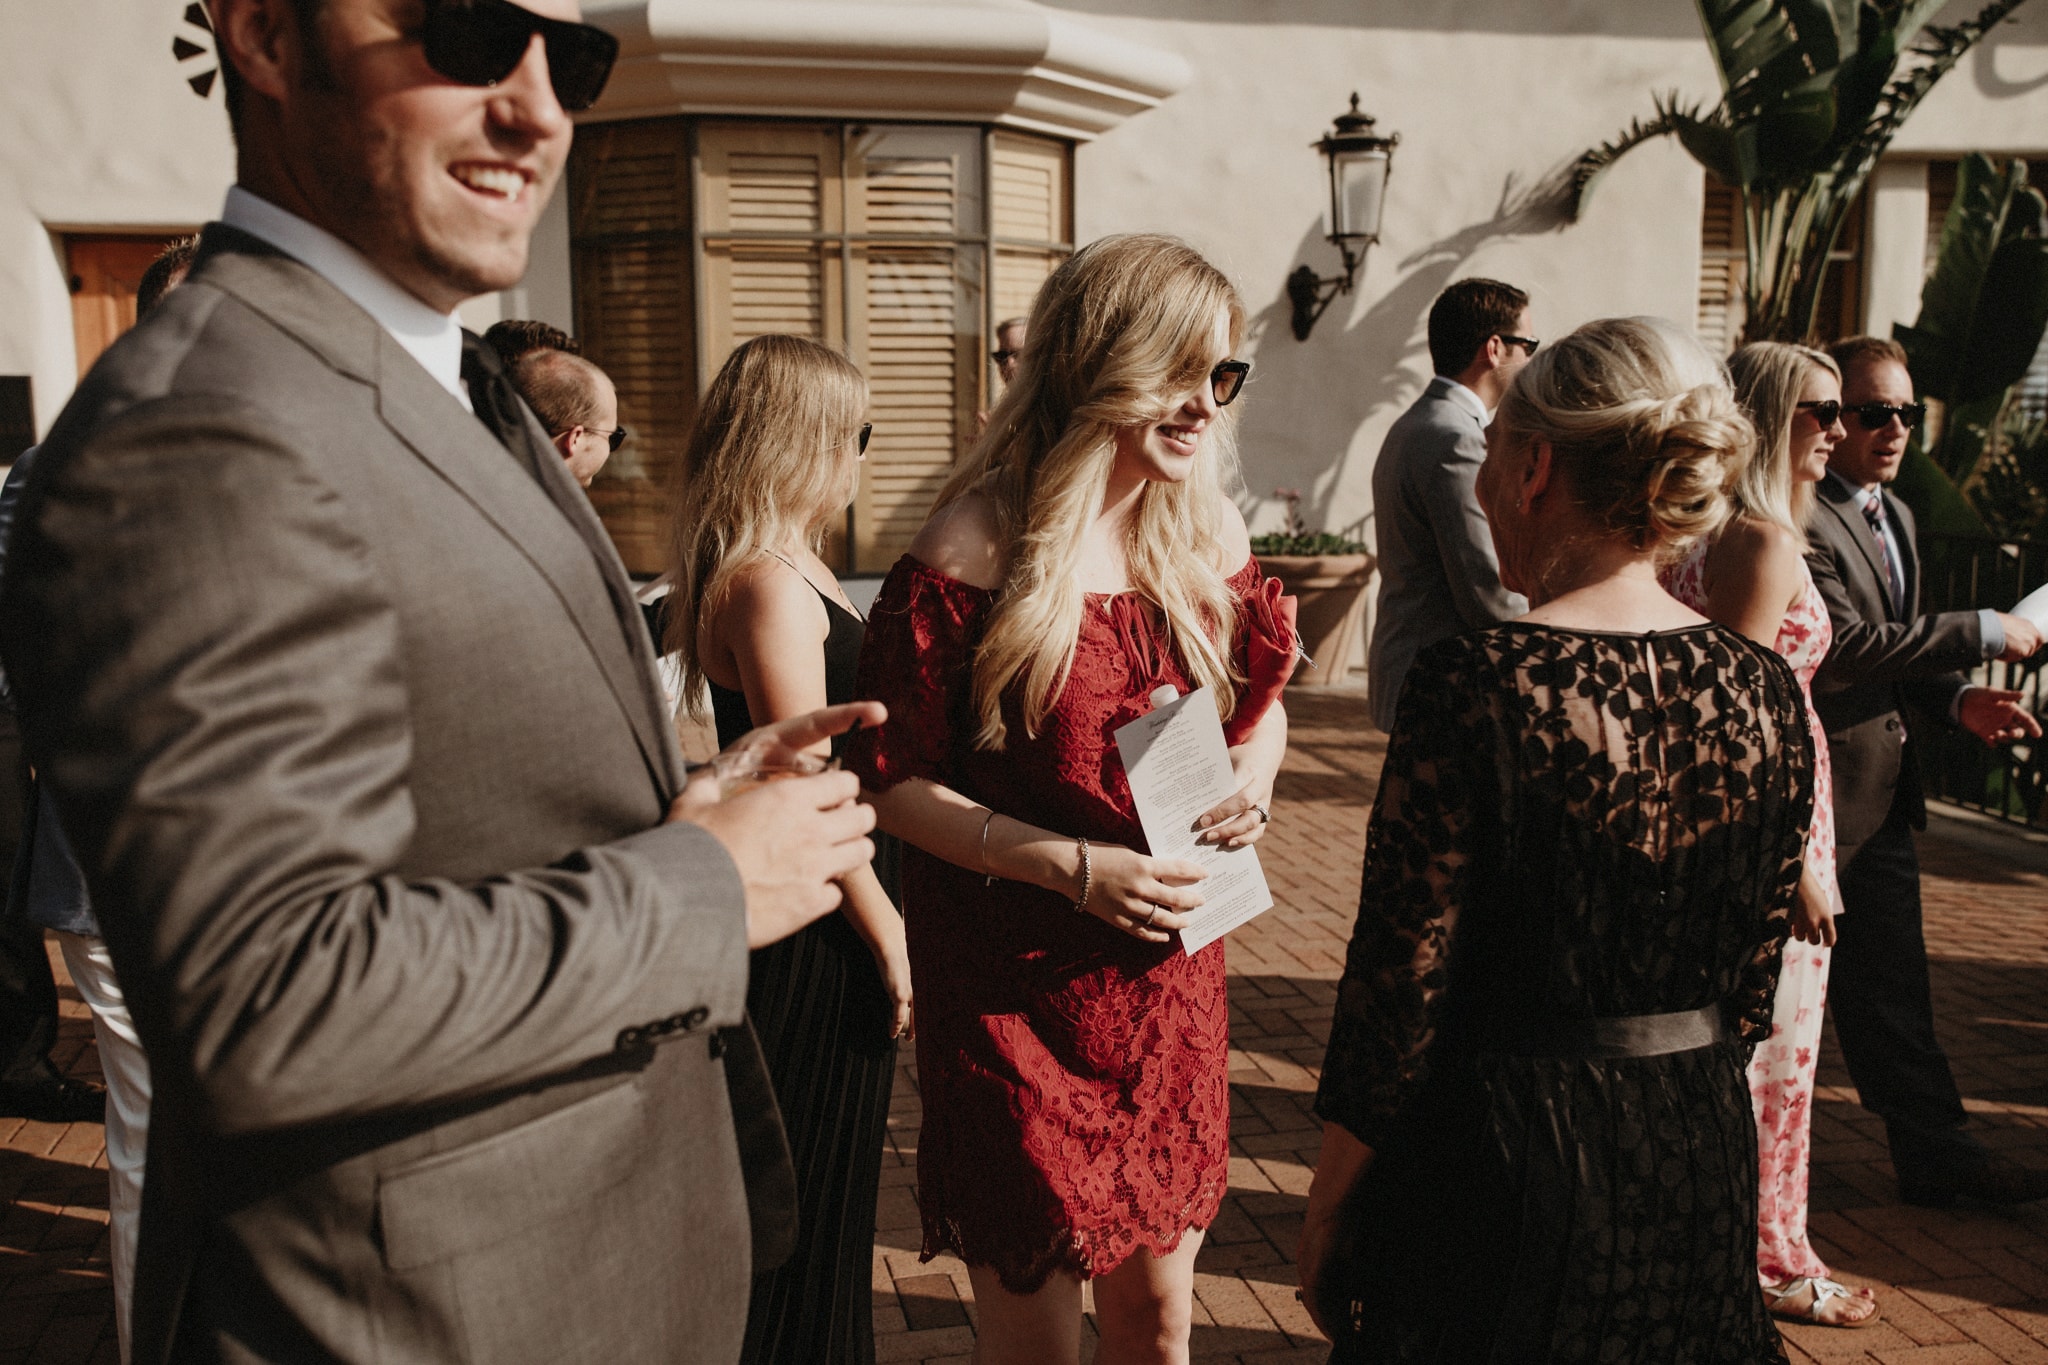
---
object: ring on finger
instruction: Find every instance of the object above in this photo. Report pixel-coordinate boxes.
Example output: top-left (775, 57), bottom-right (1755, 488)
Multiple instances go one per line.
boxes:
top-left (1143, 903), bottom-right (1159, 927)
top-left (1252, 803), bottom-right (1270, 824)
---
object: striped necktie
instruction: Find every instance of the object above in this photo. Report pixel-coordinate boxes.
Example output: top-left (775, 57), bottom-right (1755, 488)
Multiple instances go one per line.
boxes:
top-left (1861, 495), bottom-right (1905, 617)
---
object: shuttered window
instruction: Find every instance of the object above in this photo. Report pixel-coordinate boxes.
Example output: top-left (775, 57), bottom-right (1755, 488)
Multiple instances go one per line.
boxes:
top-left (991, 132), bottom-right (1070, 323)
top-left (1696, 176), bottom-right (1867, 353)
top-left (568, 120), bottom-right (1072, 576)
top-left (1697, 180), bottom-right (1746, 358)
top-left (567, 120), bottom-right (694, 574)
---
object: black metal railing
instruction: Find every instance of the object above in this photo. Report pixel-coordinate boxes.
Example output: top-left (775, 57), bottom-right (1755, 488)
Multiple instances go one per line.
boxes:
top-left (1916, 532), bottom-right (2048, 827)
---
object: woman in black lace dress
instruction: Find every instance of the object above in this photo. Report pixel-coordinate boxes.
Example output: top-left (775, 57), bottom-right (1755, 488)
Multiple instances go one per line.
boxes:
top-left (1299, 317), bottom-right (1815, 1364)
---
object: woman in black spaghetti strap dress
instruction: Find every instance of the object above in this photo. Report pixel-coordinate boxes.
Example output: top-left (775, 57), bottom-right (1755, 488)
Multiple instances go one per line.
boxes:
top-left (663, 335), bottom-right (909, 1364)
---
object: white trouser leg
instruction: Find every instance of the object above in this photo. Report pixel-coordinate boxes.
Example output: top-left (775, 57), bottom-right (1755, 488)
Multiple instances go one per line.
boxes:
top-left (53, 931), bottom-right (150, 1365)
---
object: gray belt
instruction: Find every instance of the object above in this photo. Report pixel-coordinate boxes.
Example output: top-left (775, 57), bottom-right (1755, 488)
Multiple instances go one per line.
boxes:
top-left (1479, 1003), bottom-right (1726, 1059)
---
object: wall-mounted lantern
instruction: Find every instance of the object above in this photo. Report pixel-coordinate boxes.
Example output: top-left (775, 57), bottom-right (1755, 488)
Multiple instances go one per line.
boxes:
top-left (1286, 93), bottom-right (1399, 341)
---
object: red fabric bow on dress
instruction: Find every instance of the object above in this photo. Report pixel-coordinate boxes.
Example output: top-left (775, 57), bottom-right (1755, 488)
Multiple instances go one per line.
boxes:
top-left (1223, 575), bottom-right (1299, 746)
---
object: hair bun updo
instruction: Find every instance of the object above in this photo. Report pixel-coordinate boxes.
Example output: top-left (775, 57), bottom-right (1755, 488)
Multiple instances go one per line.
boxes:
top-left (1495, 316), bottom-right (1754, 559)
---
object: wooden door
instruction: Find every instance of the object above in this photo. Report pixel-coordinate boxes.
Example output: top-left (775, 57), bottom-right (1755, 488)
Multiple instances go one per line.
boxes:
top-left (67, 235), bottom-right (190, 377)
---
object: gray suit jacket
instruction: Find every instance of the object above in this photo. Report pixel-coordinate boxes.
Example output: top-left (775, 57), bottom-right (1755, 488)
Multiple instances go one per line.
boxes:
top-left (1806, 474), bottom-right (1982, 860)
top-left (0, 227), bottom-right (774, 1365)
top-left (1366, 378), bottom-right (1526, 730)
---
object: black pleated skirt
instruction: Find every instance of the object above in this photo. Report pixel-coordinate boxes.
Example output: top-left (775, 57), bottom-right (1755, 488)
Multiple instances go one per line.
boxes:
top-left (738, 837), bottom-right (901, 1365)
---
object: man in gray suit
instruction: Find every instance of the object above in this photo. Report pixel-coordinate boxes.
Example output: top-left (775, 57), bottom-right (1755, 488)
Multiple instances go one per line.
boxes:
top-left (0, 1), bottom-right (879, 1361)
top-left (1808, 335), bottom-right (2047, 1207)
top-left (1366, 278), bottom-right (1534, 729)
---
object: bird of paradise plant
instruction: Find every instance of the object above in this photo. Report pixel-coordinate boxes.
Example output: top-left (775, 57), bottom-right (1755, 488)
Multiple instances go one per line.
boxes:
top-left (1571, 0), bottom-right (2032, 347)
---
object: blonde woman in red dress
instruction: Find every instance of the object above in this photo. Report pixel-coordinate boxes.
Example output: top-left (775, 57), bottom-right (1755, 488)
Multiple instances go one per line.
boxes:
top-left (1661, 341), bottom-right (1878, 1330)
top-left (848, 234), bottom-right (1296, 1365)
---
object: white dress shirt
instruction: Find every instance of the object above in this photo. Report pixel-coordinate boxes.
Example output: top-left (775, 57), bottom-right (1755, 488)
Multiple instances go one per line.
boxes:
top-left (221, 186), bottom-right (470, 410)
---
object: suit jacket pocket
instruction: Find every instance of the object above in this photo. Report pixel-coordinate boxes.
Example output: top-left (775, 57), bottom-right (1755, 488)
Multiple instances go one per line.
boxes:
top-left (376, 1079), bottom-right (647, 1270)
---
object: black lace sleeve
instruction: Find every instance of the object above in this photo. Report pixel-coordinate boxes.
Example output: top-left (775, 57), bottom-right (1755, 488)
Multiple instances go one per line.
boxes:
top-left (1313, 640), bottom-right (1496, 1148)
top-left (1729, 645), bottom-right (1815, 1054)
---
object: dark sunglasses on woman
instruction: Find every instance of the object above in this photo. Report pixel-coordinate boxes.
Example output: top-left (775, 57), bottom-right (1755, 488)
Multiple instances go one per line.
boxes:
top-left (422, 0), bottom-right (621, 113)
top-left (1212, 360), bottom-right (1252, 407)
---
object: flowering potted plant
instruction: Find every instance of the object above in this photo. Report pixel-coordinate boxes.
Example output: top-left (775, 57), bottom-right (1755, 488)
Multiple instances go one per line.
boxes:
top-left (1249, 488), bottom-right (1373, 688)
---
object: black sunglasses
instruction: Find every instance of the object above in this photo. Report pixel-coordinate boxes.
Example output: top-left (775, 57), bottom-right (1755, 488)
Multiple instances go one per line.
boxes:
top-left (422, 0), bottom-right (620, 113)
top-left (561, 425), bottom-right (629, 452)
top-left (1845, 400), bottom-right (1926, 430)
top-left (858, 423), bottom-right (872, 455)
top-left (1212, 360), bottom-right (1251, 407)
top-left (1795, 400), bottom-right (1841, 426)
top-left (1495, 334), bottom-right (1541, 356)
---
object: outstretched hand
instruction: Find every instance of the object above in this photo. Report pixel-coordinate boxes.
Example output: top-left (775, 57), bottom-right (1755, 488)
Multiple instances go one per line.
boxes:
top-left (1958, 687), bottom-right (2042, 747)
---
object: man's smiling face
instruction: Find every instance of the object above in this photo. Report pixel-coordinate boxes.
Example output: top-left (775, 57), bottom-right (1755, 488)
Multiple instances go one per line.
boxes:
top-left (281, 0), bottom-right (576, 311)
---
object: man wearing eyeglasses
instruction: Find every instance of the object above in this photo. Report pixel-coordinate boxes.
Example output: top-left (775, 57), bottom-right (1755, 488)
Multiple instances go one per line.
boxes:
top-left (1366, 277), bottom-right (1534, 730)
top-left (508, 344), bottom-right (626, 487)
top-left (1807, 334), bottom-right (2047, 1211)
top-left (0, 2), bottom-right (883, 1362)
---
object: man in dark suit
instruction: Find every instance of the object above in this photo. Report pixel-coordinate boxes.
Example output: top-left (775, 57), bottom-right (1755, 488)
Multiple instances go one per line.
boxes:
top-left (0, 1), bottom-right (879, 1361)
top-left (1366, 278), bottom-right (1532, 730)
top-left (1809, 335), bottom-right (2047, 1207)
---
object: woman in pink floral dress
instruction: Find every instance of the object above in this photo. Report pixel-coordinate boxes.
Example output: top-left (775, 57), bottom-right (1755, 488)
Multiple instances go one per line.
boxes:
top-left (1662, 341), bottom-right (1878, 1330)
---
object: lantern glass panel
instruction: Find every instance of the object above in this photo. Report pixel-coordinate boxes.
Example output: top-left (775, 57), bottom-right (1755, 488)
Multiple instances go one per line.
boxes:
top-left (1331, 147), bottom-right (1389, 241)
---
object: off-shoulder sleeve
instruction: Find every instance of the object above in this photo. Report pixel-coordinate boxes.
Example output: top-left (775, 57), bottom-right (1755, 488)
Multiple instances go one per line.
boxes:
top-left (1223, 557), bottom-right (1297, 747)
top-left (1312, 637), bottom-right (1496, 1148)
top-left (848, 557), bottom-right (991, 791)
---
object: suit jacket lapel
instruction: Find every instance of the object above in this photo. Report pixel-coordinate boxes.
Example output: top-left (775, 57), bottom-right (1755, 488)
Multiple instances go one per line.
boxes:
top-left (1818, 478), bottom-right (1897, 621)
top-left (1885, 489), bottom-right (1922, 617)
top-left (372, 337), bottom-right (680, 793)
top-left (197, 231), bottom-right (683, 795)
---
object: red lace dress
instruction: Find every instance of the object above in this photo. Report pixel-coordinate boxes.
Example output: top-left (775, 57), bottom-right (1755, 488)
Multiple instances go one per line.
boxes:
top-left (1663, 540), bottom-right (1836, 1286)
top-left (848, 555), bottom-right (1278, 1291)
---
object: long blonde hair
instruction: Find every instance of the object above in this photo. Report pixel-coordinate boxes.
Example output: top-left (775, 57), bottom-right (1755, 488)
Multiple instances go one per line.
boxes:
top-left (934, 233), bottom-right (1246, 749)
top-left (1493, 316), bottom-right (1752, 575)
top-left (1725, 342), bottom-right (1839, 535)
top-left (664, 334), bottom-right (868, 714)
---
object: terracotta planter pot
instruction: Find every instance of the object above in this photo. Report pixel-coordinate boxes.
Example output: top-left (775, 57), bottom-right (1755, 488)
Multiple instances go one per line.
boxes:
top-left (1255, 552), bottom-right (1374, 688)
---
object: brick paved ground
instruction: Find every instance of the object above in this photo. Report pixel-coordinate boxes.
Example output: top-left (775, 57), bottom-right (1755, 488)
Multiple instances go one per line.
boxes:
top-left (5, 686), bottom-right (2047, 1363)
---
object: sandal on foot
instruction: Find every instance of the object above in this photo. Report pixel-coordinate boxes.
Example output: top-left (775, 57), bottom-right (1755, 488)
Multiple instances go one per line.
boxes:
top-left (1765, 1276), bottom-right (1880, 1329)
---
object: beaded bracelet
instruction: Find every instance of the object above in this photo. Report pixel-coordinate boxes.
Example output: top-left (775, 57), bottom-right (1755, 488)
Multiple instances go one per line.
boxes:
top-left (1073, 836), bottom-right (1092, 912)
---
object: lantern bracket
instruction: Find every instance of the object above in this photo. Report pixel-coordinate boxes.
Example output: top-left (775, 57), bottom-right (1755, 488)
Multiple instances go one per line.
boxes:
top-left (1288, 92), bottom-right (1398, 341)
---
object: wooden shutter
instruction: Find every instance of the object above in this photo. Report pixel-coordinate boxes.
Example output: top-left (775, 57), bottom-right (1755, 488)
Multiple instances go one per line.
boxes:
top-left (1926, 159), bottom-right (1959, 273)
top-left (990, 132), bottom-right (1070, 323)
top-left (569, 119), bottom-right (693, 575)
top-left (847, 129), bottom-right (982, 571)
top-left (698, 125), bottom-right (843, 367)
top-left (1697, 179), bottom-right (1745, 357)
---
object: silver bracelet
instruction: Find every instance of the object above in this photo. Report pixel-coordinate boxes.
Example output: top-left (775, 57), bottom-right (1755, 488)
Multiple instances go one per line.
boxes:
top-left (1073, 836), bottom-right (1092, 912)
top-left (979, 807), bottom-right (999, 886)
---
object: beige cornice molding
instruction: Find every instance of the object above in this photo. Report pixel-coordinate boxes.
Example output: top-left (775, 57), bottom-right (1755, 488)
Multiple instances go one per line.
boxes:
top-left (580, 0), bottom-right (1193, 140)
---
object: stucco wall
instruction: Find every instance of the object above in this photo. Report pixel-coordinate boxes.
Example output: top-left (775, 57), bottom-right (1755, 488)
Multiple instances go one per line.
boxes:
top-left (1060, 0), bottom-right (2048, 545)
top-left (0, 1), bottom-right (235, 437)
top-left (4, 0), bottom-right (2046, 487)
